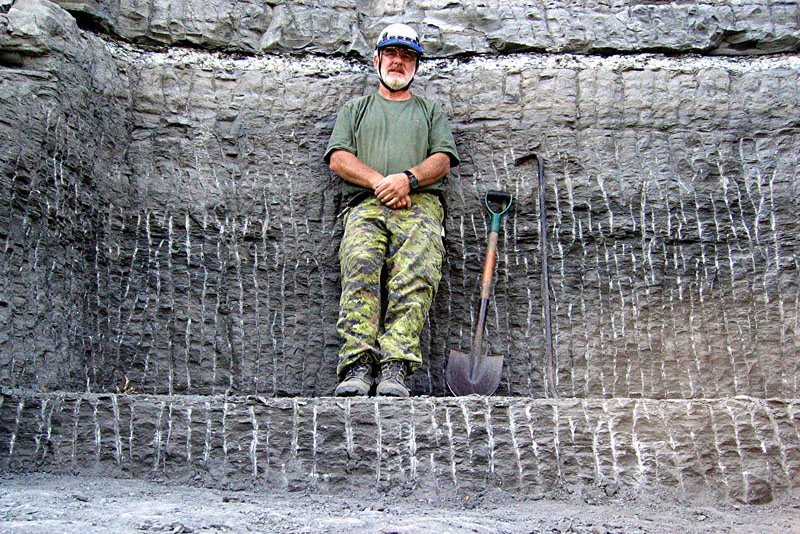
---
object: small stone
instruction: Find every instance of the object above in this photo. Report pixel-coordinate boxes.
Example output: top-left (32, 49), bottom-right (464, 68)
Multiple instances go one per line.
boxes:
top-left (604, 484), bottom-right (619, 497)
top-left (168, 522), bottom-right (193, 534)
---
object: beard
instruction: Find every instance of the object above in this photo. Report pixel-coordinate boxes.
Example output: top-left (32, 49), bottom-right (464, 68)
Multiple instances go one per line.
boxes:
top-left (381, 63), bottom-right (414, 90)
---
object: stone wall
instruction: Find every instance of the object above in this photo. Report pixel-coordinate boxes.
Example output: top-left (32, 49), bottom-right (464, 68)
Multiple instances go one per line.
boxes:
top-left (1, 0), bottom-right (799, 398)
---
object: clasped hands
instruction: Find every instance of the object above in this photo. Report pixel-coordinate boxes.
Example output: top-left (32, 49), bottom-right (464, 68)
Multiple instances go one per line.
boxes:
top-left (374, 173), bottom-right (412, 209)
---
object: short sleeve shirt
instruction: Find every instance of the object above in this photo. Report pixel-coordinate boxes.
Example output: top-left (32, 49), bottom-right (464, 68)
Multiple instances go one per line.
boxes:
top-left (324, 93), bottom-right (460, 198)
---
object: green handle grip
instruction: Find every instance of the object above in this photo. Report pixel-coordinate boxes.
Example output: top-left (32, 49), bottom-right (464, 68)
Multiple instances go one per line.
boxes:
top-left (485, 190), bottom-right (513, 233)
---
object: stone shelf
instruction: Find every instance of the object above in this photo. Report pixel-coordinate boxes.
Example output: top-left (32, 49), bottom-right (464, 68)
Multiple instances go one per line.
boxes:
top-left (1, 390), bottom-right (797, 503)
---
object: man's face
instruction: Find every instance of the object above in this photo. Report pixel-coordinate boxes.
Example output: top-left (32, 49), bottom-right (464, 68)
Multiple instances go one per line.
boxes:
top-left (375, 46), bottom-right (418, 90)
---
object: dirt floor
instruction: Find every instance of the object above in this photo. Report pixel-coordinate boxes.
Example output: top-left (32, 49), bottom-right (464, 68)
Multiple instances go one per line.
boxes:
top-left (0, 473), bottom-right (798, 534)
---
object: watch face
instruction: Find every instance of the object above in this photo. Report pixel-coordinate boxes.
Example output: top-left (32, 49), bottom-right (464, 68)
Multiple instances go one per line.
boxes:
top-left (406, 171), bottom-right (419, 189)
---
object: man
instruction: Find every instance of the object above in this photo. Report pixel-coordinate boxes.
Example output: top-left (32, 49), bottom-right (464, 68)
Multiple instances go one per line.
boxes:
top-left (324, 23), bottom-right (460, 397)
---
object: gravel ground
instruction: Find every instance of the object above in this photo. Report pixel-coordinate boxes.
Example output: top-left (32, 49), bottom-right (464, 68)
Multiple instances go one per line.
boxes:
top-left (0, 473), bottom-right (798, 534)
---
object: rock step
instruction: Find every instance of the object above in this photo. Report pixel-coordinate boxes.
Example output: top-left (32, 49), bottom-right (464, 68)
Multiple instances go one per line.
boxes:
top-left (48, 0), bottom-right (800, 57)
top-left (1, 391), bottom-right (798, 503)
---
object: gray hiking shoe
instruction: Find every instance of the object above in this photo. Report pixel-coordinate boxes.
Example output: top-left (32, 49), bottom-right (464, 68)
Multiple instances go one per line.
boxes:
top-left (335, 356), bottom-right (374, 397)
top-left (376, 360), bottom-right (410, 397)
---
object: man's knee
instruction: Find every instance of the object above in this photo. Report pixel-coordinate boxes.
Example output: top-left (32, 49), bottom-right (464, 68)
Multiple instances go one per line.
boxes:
top-left (339, 244), bottom-right (385, 278)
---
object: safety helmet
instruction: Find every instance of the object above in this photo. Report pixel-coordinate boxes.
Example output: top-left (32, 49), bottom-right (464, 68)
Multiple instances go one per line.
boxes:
top-left (374, 23), bottom-right (422, 93)
top-left (375, 23), bottom-right (423, 56)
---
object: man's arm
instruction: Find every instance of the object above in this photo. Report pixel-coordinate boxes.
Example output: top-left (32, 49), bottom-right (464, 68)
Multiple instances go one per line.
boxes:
top-left (328, 149), bottom-right (384, 190)
top-left (374, 152), bottom-right (451, 209)
top-left (329, 149), bottom-right (412, 209)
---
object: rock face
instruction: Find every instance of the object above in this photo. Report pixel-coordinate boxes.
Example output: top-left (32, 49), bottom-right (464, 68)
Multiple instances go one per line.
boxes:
top-left (1, 0), bottom-right (799, 502)
top-left (1, 0), bottom-right (799, 399)
top-left (50, 0), bottom-right (800, 57)
top-left (2, 391), bottom-right (798, 505)
top-left (1, 0), bottom-right (800, 404)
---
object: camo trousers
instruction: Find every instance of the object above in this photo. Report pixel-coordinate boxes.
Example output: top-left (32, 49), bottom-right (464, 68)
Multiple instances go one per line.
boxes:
top-left (337, 193), bottom-right (445, 380)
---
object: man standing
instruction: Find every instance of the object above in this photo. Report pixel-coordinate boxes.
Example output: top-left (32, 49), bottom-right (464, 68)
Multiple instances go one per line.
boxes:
top-left (325, 23), bottom-right (460, 397)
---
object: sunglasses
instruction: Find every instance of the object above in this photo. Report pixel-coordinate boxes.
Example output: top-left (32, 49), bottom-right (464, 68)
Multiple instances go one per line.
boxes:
top-left (381, 47), bottom-right (419, 62)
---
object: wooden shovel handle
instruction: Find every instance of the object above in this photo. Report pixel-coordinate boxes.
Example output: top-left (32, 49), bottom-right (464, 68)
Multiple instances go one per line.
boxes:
top-left (473, 230), bottom-right (499, 352)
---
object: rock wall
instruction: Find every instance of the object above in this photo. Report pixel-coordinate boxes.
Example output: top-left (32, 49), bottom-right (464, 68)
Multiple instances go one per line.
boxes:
top-left (50, 0), bottom-right (800, 57)
top-left (1, 0), bottom-right (799, 398)
top-left (2, 391), bottom-right (798, 504)
top-left (0, 0), bottom-right (129, 389)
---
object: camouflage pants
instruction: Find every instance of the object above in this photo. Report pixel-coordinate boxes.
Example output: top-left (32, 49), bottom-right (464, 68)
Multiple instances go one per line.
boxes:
top-left (337, 193), bottom-right (445, 380)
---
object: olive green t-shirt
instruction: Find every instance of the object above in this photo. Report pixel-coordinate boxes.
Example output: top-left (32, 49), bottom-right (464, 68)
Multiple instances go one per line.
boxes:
top-left (324, 93), bottom-right (460, 199)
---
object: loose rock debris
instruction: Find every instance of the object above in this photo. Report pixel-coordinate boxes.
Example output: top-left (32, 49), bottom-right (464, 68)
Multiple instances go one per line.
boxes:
top-left (0, 473), bottom-right (797, 534)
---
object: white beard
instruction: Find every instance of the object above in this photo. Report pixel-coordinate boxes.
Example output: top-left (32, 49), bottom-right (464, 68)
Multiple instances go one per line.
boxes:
top-left (381, 64), bottom-right (414, 90)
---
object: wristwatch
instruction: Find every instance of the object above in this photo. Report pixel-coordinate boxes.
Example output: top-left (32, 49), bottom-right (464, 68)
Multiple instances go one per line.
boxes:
top-left (404, 170), bottom-right (419, 190)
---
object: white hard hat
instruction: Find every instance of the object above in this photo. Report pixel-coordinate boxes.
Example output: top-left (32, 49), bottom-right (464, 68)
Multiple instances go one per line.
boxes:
top-left (375, 23), bottom-right (423, 56)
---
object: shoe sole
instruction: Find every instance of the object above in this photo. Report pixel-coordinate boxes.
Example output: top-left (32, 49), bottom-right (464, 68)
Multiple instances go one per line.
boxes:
top-left (334, 381), bottom-right (372, 397)
top-left (375, 381), bottom-right (409, 397)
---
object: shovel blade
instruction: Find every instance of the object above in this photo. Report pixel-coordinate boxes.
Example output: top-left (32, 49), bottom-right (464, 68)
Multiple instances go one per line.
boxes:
top-left (446, 349), bottom-right (504, 396)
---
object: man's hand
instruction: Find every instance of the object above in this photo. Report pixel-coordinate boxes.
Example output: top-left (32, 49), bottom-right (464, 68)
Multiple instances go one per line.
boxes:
top-left (394, 195), bottom-right (412, 209)
top-left (374, 173), bottom-right (412, 209)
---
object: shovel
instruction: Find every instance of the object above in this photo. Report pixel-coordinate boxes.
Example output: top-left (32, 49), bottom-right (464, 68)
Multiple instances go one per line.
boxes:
top-left (446, 189), bottom-right (513, 396)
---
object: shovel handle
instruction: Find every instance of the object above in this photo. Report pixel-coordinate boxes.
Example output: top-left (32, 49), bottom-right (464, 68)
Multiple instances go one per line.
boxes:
top-left (472, 230), bottom-right (498, 354)
top-left (472, 190), bottom-right (512, 355)
top-left (480, 232), bottom-right (499, 300)
top-left (481, 189), bottom-right (512, 301)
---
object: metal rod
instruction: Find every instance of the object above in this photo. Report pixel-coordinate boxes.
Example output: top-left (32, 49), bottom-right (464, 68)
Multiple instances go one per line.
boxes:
top-left (537, 155), bottom-right (558, 399)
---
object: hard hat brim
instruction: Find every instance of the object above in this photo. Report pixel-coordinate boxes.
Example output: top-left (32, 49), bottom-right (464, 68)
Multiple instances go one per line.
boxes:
top-left (376, 36), bottom-right (423, 55)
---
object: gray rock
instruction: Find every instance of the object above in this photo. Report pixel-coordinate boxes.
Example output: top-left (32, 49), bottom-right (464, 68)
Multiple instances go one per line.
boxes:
top-left (0, 2), bottom-right (798, 509)
top-left (46, 0), bottom-right (800, 57)
top-left (0, 1), bottom-right (798, 400)
top-left (1, 392), bottom-right (797, 501)
top-left (1, 0), bottom-right (82, 56)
